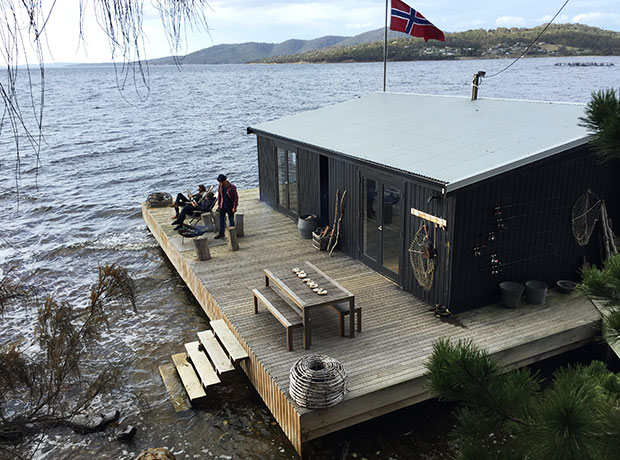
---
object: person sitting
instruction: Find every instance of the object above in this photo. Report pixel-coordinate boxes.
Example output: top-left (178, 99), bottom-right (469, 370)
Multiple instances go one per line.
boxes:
top-left (170, 184), bottom-right (208, 219)
top-left (172, 191), bottom-right (216, 230)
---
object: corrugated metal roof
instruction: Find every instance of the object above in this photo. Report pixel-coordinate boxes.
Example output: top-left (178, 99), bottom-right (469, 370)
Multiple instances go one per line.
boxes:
top-left (248, 92), bottom-right (589, 192)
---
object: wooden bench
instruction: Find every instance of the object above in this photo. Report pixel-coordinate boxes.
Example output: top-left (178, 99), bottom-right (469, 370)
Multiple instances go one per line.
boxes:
top-left (330, 302), bottom-right (362, 337)
top-left (253, 286), bottom-right (303, 351)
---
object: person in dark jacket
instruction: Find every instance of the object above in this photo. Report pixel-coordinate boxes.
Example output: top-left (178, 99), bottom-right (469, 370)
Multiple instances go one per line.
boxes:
top-left (170, 184), bottom-right (208, 219)
top-left (214, 174), bottom-right (238, 239)
top-left (172, 192), bottom-right (216, 230)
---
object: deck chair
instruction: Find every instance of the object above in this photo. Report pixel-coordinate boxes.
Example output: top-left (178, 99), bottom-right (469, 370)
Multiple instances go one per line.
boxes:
top-left (187, 186), bottom-right (216, 226)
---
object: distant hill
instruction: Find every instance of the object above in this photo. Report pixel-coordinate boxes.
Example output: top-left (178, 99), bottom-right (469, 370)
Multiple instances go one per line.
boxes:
top-left (257, 24), bottom-right (620, 63)
top-left (149, 24), bottom-right (620, 65)
top-left (149, 35), bottom-right (349, 65)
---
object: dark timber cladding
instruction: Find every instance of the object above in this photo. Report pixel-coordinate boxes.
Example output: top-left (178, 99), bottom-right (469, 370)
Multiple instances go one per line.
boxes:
top-left (252, 131), bottom-right (451, 307)
top-left (449, 145), bottom-right (611, 312)
top-left (247, 93), bottom-right (617, 314)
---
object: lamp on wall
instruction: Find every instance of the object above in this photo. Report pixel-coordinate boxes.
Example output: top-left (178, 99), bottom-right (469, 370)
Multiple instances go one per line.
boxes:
top-left (427, 192), bottom-right (442, 204)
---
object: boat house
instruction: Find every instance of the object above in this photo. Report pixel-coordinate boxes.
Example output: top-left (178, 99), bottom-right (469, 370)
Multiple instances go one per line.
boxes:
top-left (248, 92), bottom-right (616, 313)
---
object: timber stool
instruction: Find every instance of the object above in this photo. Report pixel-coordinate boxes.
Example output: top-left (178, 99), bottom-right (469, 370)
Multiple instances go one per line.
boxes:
top-left (330, 302), bottom-right (362, 337)
top-left (252, 287), bottom-right (303, 351)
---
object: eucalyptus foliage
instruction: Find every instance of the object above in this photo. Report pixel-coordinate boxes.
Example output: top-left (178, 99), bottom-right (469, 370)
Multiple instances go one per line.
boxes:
top-left (426, 338), bottom-right (620, 460)
top-left (0, 265), bottom-right (136, 450)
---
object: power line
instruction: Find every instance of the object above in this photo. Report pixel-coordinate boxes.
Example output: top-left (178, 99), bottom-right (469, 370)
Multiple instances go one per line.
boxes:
top-left (484, 0), bottom-right (571, 79)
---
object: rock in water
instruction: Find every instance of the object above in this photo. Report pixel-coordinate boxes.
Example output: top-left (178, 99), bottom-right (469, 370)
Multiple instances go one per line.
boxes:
top-left (117, 425), bottom-right (137, 442)
top-left (136, 447), bottom-right (176, 460)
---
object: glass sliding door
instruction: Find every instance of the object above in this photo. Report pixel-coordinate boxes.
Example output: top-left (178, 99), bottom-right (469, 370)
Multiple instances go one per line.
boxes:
top-left (288, 152), bottom-right (298, 213)
top-left (362, 178), bottom-right (379, 262)
top-left (276, 147), bottom-right (298, 216)
top-left (382, 185), bottom-right (402, 273)
top-left (361, 174), bottom-right (403, 282)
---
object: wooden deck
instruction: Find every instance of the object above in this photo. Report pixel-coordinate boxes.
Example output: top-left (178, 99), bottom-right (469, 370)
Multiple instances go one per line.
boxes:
top-left (143, 188), bottom-right (601, 456)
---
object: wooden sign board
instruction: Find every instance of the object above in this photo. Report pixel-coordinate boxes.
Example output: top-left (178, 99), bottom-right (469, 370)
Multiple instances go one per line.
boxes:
top-left (411, 208), bottom-right (447, 229)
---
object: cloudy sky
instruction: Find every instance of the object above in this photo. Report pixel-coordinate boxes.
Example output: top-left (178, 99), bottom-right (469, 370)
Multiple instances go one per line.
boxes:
top-left (22, 0), bottom-right (620, 63)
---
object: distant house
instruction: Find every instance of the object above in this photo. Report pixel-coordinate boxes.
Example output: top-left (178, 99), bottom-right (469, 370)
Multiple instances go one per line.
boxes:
top-left (247, 92), bottom-right (617, 313)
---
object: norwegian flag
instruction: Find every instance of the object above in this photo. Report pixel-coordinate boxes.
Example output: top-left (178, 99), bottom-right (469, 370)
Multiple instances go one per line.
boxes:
top-left (390, 0), bottom-right (445, 42)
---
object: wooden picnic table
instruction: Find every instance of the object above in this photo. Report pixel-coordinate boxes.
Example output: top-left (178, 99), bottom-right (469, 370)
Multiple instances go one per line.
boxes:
top-left (263, 261), bottom-right (355, 349)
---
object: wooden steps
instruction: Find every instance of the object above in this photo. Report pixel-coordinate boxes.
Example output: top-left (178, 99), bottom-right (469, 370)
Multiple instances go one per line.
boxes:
top-left (197, 330), bottom-right (236, 375)
top-left (210, 319), bottom-right (249, 362)
top-left (158, 364), bottom-right (191, 412)
top-left (184, 341), bottom-right (221, 387)
top-left (161, 319), bottom-right (249, 407)
top-left (171, 352), bottom-right (206, 402)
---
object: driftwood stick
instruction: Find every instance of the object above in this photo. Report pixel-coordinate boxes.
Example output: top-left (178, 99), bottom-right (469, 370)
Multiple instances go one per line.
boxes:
top-left (327, 189), bottom-right (340, 251)
top-left (600, 200), bottom-right (612, 260)
top-left (329, 190), bottom-right (347, 256)
top-left (601, 201), bottom-right (617, 256)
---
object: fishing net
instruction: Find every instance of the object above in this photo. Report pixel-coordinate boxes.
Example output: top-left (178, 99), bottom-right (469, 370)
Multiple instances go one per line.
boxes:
top-left (409, 223), bottom-right (436, 291)
top-left (146, 192), bottom-right (172, 208)
top-left (571, 190), bottom-right (601, 246)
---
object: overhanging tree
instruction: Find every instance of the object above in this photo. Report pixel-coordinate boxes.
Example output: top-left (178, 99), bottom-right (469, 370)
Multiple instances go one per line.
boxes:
top-left (0, 265), bottom-right (136, 455)
top-left (1, 0), bottom-right (210, 200)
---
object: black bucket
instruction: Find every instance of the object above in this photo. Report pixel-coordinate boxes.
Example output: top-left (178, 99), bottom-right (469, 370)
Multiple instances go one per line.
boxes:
top-left (525, 280), bottom-right (548, 305)
top-left (298, 214), bottom-right (318, 239)
top-left (499, 281), bottom-right (525, 308)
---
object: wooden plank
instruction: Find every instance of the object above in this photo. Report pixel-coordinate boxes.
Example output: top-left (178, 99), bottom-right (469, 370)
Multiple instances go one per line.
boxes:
top-left (143, 189), bottom-right (602, 457)
top-left (158, 364), bottom-right (191, 412)
top-left (184, 341), bottom-right (221, 387)
top-left (410, 207), bottom-right (447, 229)
top-left (210, 319), bottom-right (249, 362)
top-left (254, 287), bottom-right (303, 327)
top-left (171, 352), bottom-right (206, 402)
top-left (591, 299), bottom-right (620, 359)
top-left (197, 330), bottom-right (235, 375)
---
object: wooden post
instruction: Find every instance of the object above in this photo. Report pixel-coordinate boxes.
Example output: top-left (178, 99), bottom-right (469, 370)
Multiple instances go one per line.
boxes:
top-left (201, 212), bottom-right (215, 232)
top-left (235, 213), bottom-right (244, 237)
top-left (193, 234), bottom-right (211, 261)
top-left (214, 212), bottom-right (221, 234)
top-left (226, 227), bottom-right (239, 251)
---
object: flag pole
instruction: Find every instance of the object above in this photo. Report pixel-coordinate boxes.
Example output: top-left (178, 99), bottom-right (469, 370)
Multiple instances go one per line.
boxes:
top-left (383, 0), bottom-right (388, 92)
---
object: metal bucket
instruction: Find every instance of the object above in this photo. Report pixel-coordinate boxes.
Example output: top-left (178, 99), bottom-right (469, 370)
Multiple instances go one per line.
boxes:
top-left (499, 281), bottom-right (525, 308)
top-left (298, 214), bottom-right (318, 239)
top-left (525, 280), bottom-right (548, 305)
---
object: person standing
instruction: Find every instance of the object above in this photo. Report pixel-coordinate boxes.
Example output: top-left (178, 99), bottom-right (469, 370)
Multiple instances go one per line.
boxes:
top-left (214, 174), bottom-right (238, 239)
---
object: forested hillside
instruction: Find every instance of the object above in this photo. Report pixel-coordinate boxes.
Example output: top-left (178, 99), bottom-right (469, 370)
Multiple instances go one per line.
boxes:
top-left (254, 24), bottom-right (620, 63)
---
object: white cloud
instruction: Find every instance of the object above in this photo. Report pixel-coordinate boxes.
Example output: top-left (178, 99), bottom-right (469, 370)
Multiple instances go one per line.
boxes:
top-left (539, 14), bottom-right (570, 24)
top-left (495, 16), bottom-right (527, 27)
top-left (453, 19), bottom-right (488, 30)
top-left (572, 12), bottom-right (620, 26)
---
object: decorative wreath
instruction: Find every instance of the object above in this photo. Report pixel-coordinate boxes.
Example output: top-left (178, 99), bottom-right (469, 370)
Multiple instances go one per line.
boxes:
top-left (289, 354), bottom-right (346, 409)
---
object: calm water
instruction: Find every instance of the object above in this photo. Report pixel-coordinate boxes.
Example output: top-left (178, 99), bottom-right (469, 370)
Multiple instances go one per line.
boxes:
top-left (1, 56), bottom-right (619, 459)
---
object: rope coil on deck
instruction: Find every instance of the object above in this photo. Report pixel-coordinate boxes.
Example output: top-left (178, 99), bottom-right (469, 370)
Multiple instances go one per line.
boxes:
top-left (289, 354), bottom-right (346, 409)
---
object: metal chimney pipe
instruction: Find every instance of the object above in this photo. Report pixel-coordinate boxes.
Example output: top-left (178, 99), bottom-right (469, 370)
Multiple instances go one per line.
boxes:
top-left (471, 71), bottom-right (485, 100)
